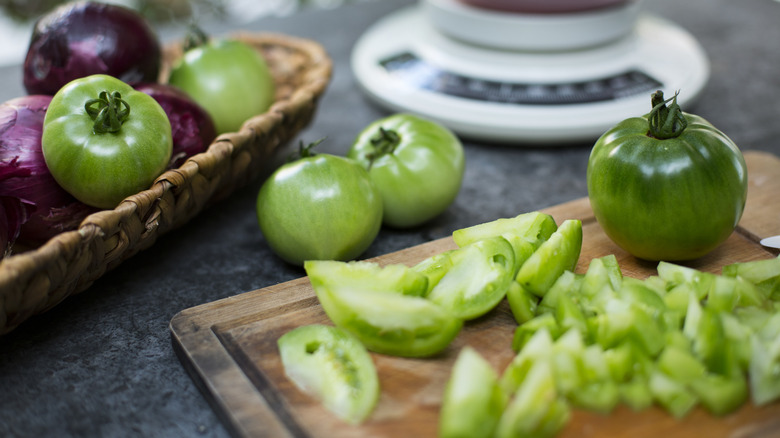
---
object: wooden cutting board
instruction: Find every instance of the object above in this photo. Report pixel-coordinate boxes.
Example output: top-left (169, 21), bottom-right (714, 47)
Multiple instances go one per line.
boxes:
top-left (170, 150), bottom-right (780, 438)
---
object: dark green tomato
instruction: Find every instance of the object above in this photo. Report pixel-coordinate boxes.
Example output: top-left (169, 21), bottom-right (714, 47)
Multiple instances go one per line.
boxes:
top-left (256, 153), bottom-right (383, 266)
top-left (587, 100), bottom-right (747, 261)
top-left (42, 74), bottom-right (172, 209)
top-left (348, 114), bottom-right (465, 228)
top-left (168, 38), bottom-right (274, 135)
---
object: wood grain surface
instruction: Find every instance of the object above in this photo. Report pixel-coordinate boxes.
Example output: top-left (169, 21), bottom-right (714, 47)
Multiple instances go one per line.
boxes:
top-left (170, 151), bottom-right (780, 438)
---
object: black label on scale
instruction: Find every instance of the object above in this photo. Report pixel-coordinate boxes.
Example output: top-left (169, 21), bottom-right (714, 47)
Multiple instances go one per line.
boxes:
top-left (379, 52), bottom-right (663, 105)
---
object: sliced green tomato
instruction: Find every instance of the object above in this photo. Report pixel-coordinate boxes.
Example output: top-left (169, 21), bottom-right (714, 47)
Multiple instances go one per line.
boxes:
top-left (427, 236), bottom-right (515, 320)
top-left (411, 250), bottom-right (456, 296)
top-left (506, 281), bottom-right (539, 325)
top-left (304, 260), bottom-right (428, 297)
top-left (502, 328), bottom-right (555, 394)
top-left (495, 360), bottom-right (570, 438)
top-left (649, 371), bottom-right (699, 418)
top-left (277, 324), bottom-right (379, 424)
top-left (439, 347), bottom-right (507, 438)
top-left (452, 211), bottom-right (557, 250)
top-left (516, 219), bottom-right (583, 297)
top-left (306, 261), bottom-right (462, 357)
top-left (512, 313), bottom-right (561, 353)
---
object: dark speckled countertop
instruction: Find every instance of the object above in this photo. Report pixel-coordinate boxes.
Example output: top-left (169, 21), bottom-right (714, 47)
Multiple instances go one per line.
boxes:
top-left (1, 0), bottom-right (779, 437)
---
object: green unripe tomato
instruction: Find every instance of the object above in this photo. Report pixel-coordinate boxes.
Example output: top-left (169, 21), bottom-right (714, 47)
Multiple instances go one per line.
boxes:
top-left (256, 146), bottom-right (383, 266)
top-left (168, 38), bottom-right (274, 135)
top-left (42, 74), bottom-right (172, 209)
top-left (587, 91), bottom-right (748, 261)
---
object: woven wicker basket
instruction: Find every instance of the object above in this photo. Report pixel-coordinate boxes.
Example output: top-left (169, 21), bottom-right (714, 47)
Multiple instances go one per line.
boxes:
top-left (0, 32), bottom-right (332, 335)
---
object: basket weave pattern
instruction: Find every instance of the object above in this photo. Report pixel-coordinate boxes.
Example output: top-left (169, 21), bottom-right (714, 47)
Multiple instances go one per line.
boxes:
top-left (0, 33), bottom-right (332, 335)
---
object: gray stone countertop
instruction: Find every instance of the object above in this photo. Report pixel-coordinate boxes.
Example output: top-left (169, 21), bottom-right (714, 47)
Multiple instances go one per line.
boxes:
top-left (0, 0), bottom-right (778, 437)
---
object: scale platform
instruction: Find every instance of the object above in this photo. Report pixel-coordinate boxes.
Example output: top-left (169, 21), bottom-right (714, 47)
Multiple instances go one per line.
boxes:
top-left (351, 0), bottom-right (710, 144)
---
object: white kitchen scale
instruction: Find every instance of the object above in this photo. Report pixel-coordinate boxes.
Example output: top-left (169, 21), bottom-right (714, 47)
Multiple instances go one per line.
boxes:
top-left (351, 0), bottom-right (710, 144)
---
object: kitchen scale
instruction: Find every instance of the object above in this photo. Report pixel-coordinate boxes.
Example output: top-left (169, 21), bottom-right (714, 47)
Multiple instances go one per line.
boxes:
top-left (351, 0), bottom-right (710, 144)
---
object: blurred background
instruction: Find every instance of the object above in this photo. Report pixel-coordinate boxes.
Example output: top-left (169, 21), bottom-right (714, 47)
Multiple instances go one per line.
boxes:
top-left (0, 0), bottom-right (373, 66)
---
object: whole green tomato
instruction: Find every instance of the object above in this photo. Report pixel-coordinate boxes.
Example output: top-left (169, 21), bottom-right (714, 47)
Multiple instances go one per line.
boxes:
top-left (587, 91), bottom-right (748, 261)
top-left (348, 114), bottom-right (465, 228)
top-left (256, 142), bottom-right (383, 266)
top-left (42, 74), bottom-right (172, 209)
top-left (167, 34), bottom-right (274, 135)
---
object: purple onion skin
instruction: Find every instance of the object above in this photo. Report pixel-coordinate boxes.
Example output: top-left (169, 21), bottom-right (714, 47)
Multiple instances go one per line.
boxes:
top-left (133, 82), bottom-right (217, 168)
top-left (0, 95), bottom-right (97, 246)
top-left (23, 1), bottom-right (162, 96)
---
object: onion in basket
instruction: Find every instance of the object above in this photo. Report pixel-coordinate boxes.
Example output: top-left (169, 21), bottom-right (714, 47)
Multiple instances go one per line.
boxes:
top-left (23, 0), bottom-right (162, 95)
top-left (0, 96), bottom-right (97, 246)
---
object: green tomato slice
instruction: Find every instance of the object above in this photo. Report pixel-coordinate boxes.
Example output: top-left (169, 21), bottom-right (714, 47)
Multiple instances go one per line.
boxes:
top-left (439, 347), bottom-right (507, 438)
top-left (453, 211), bottom-right (558, 250)
top-left (516, 219), bottom-right (583, 297)
top-left (305, 260), bottom-right (463, 358)
top-left (277, 324), bottom-right (379, 424)
top-left (426, 236), bottom-right (516, 320)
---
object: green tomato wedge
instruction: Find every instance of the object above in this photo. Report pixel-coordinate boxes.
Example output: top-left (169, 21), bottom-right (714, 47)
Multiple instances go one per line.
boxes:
top-left (427, 236), bottom-right (515, 320)
top-left (516, 219), bottom-right (583, 297)
top-left (304, 260), bottom-right (428, 297)
top-left (277, 324), bottom-right (379, 424)
top-left (439, 347), bottom-right (507, 438)
top-left (506, 282), bottom-right (539, 325)
top-left (305, 260), bottom-right (463, 358)
top-left (496, 359), bottom-right (570, 438)
top-left (412, 249), bottom-right (457, 296)
top-left (453, 212), bottom-right (558, 273)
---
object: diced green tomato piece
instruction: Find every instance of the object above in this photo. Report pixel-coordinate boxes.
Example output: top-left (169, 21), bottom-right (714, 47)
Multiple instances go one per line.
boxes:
top-left (555, 293), bottom-right (588, 335)
top-left (749, 331), bottom-right (780, 405)
top-left (569, 380), bottom-right (620, 414)
top-left (440, 347), bottom-right (507, 438)
top-left (278, 325), bottom-right (379, 424)
top-left (495, 361), bottom-right (570, 438)
top-left (579, 255), bottom-right (622, 308)
top-left (581, 344), bottom-right (612, 382)
top-left (649, 371), bottom-right (699, 418)
top-left (452, 211), bottom-right (558, 250)
top-left (664, 284), bottom-right (695, 314)
top-left (411, 250), bottom-right (457, 296)
top-left (506, 281), bottom-right (539, 325)
top-left (706, 275), bottom-right (740, 312)
top-left (589, 302), bottom-right (633, 350)
top-left (550, 329), bottom-right (586, 396)
top-left (427, 236), bottom-right (515, 320)
top-left (305, 260), bottom-right (428, 297)
top-left (502, 328), bottom-right (555, 394)
top-left (686, 304), bottom-right (736, 376)
top-left (722, 255), bottom-right (780, 284)
top-left (627, 305), bottom-right (665, 357)
top-left (664, 330), bottom-right (692, 352)
top-left (619, 277), bottom-right (667, 316)
top-left (734, 306), bottom-right (773, 332)
top-left (538, 271), bottom-right (582, 315)
top-left (512, 313), bottom-right (561, 353)
top-left (657, 346), bottom-right (706, 382)
top-left (604, 344), bottom-right (633, 382)
top-left (620, 378), bottom-right (654, 411)
top-left (720, 312), bottom-right (754, 370)
top-left (516, 219), bottom-right (583, 297)
top-left (658, 262), bottom-right (715, 300)
top-left (733, 275), bottom-right (771, 308)
top-left (689, 373), bottom-right (748, 416)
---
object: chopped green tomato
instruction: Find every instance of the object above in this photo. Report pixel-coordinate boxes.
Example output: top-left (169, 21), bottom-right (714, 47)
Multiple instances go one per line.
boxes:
top-left (657, 346), bottom-right (707, 382)
top-left (619, 378), bottom-right (654, 411)
top-left (516, 219), bottom-right (583, 297)
top-left (439, 347), bottom-right (507, 438)
top-left (411, 250), bottom-right (456, 296)
top-left (555, 293), bottom-right (588, 335)
top-left (723, 255), bottom-right (780, 284)
top-left (495, 360), bottom-right (570, 438)
top-left (658, 261), bottom-right (716, 301)
top-left (512, 313), bottom-right (561, 353)
top-left (304, 260), bottom-right (428, 297)
top-left (306, 261), bottom-right (462, 357)
top-left (502, 328), bottom-right (555, 394)
top-left (649, 371), bottom-right (699, 418)
top-left (538, 271), bottom-right (582, 316)
top-left (278, 324), bottom-right (379, 424)
top-left (427, 236), bottom-right (515, 320)
top-left (506, 282), bottom-right (539, 325)
top-left (569, 380), bottom-right (620, 414)
top-left (452, 211), bottom-right (557, 250)
top-left (579, 255), bottom-right (622, 308)
top-left (689, 373), bottom-right (748, 416)
top-left (749, 333), bottom-right (780, 406)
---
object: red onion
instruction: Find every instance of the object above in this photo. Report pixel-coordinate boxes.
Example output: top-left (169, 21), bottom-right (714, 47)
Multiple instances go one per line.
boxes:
top-left (133, 82), bottom-right (217, 168)
top-left (23, 1), bottom-right (162, 95)
top-left (0, 96), bottom-right (97, 246)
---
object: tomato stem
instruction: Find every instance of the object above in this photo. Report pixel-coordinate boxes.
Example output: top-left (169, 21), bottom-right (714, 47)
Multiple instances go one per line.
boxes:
top-left (84, 91), bottom-right (130, 134)
top-left (366, 127), bottom-right (400, 170)
top-left (647, 90), bottom-right (687, 139)
top-left (290, 138), bottom-right (325, 162)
